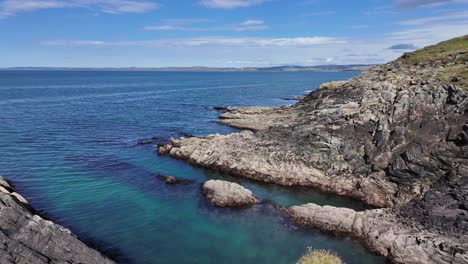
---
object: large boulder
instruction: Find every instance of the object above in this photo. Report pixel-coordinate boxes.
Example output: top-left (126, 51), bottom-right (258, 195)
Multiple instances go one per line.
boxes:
top-left (202, 180), bottom-right (259, 207)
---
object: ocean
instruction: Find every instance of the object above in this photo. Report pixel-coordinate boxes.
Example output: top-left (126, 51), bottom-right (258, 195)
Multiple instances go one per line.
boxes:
top-left (0, 70), bottom-right (385, 264)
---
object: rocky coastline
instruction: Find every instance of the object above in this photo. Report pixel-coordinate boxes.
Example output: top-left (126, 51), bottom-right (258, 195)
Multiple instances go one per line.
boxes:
top-left (0, 176), bottom-right (114, 264)
top-left (159, 36), bottom-right (468, 263)
top-left (287, 203), bottom-right (467, 264)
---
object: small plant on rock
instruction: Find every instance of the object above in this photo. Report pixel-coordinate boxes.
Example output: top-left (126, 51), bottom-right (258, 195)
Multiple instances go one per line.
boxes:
top-left (297, 248), bottom-right (343, 264)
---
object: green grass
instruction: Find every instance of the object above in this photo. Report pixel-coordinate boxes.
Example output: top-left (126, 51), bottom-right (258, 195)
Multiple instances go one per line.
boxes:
top-left (438, 64), bottom-right (468, 90)
top-left (397, 35), bottom-right (468, 90)
top-left (399, 35), bottom-right (468, 65)
top-left (297, 249), bottom-right (343, 264)
top-left (408, 130), bottom-right (417, 137)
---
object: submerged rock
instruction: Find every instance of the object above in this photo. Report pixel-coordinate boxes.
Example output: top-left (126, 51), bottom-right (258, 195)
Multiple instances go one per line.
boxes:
top-left (202, 180), bottom-right (259, 207)
top-left (211, 106), bottom-right (230, 111)
top-left (157, 174), bottom-right (195, 185)
top-left (0, 176), bottom-right (114, 264)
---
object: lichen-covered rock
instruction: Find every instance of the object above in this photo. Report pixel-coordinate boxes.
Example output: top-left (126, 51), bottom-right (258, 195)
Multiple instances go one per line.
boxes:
top-left (0, 176), bottom-right (114, 264)
top-left (318, 80), bottom-right (347, 90)
top-left (288, 203), bottom-right (468, 264)
top-left (202, 180), bottom-right (259, 207)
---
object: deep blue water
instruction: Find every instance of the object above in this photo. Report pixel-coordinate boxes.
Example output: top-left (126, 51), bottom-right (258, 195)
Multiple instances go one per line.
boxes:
top-left (0, 70), bottom-right (385, 264)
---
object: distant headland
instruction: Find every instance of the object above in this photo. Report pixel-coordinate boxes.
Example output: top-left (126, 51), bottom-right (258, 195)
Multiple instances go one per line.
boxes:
top-left (0, 64), bottom-right (372, 72)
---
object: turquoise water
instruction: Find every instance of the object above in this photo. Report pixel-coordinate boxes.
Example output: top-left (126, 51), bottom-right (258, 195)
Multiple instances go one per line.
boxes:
top-left (0, 70), bottom-right (385, 264)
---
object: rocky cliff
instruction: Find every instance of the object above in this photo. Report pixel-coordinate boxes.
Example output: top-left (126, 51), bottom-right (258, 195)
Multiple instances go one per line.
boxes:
top-left (159, 36), bottom-right (468, 263)
top-left (0, 176), bottom-right (114, 264)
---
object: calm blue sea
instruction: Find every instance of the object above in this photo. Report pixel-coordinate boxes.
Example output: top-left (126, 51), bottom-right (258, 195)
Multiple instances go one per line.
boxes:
top-left (0, 70), bottom-right (385, 264)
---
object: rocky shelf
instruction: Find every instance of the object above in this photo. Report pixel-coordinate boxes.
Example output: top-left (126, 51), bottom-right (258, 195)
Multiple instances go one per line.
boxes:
top-left (159, 35), bottom-right (468, 263)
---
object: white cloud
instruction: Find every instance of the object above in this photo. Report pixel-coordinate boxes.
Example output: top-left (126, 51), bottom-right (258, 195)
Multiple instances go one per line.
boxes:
top-left (235, 20), bottom-right (267, 31)
top-left (144, 25), bottom-right (181, 31)
top-left (234, 25), bottom-right (268, 31)
top-left (240, 19), bottom-right (263, 25)
top-left (162, 18), bottom-right (214, 25)
top-left (199, 0), bottom-right (268, 9)
top-left (0, 0), bottom-right (159, 17)
top-left (398, 10), bottom-right (468, 25)
top-left (42, 37), bottom-right (346, 47)
top-left (145, 19), bottom-right (269, 32)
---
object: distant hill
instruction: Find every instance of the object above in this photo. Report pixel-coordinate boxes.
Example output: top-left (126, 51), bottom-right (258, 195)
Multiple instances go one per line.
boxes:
top-left (1, 64), bottom-right (372, 72)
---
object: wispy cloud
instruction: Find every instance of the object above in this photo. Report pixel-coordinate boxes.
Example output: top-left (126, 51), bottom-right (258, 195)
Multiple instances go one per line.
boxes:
top-left (397, 10), bottom-right (468, 25)
top-left (394, 0), bottom-right (468, 9)
top-left (144, 19), bottom-right (269, 32)
top-left (350, 24), bottom-right (369, 29)
top-left (364, 5), bottom-right (397, 16)
top-left (235, 19), bottom-right (268, 31)
top-left (161, 18), bottom-right (214, 25)
top-left (199, 0), bottom-right (268, 9)
top-left (0, 0), bottom-right (159, 17)
top-left (301, 11), bottom-right (336, 17)
top-left (386, 21), bottom-right (468, 44)
top-left (240, 19), bottom-right (263, 25)
top-left (42, 36), bottom-right (345, 47)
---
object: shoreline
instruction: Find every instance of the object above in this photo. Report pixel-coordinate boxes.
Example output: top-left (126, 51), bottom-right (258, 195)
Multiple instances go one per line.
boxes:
top-left (286, 203), bottom-right (467, 264)
top-left (158, 38), bottom-right (468, 263)
top-left (0, 176), bottom-right (115, 264)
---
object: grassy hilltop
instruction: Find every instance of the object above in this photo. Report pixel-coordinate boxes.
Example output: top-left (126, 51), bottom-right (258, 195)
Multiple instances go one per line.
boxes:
top-left (399, 35), bottom-right (468, 88)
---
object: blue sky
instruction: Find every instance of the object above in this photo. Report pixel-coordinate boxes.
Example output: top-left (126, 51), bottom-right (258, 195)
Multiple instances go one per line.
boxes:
top-left (0, 0), bottom-right (467, 67)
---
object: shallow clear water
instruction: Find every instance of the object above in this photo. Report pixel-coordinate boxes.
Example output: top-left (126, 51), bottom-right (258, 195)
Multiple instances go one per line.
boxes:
top-left (0, 70), bottom-right (385, 264)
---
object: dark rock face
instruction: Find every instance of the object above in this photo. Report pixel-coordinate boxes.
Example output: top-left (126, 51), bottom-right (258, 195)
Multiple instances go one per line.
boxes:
top-left (0, 176), bottom-right (114, 264)
top-left (156, 174), bottom-right (195, 185)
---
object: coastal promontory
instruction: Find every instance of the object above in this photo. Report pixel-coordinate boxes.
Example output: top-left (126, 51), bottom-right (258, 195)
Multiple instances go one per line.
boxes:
top-left (159, 35), bottom-right (468, 263)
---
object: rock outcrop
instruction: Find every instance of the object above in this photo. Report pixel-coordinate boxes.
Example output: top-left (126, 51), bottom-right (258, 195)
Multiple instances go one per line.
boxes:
top-left (202, 180), bottom-right (259, 207)
top-left (288, 203), bottom-right (468, 264)
top-left (158, 36), bottom-right (468, 263)
top-left (0, 176), bottom-right (114, 264)
top-left (159, 36), bottom-right (468, 207)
